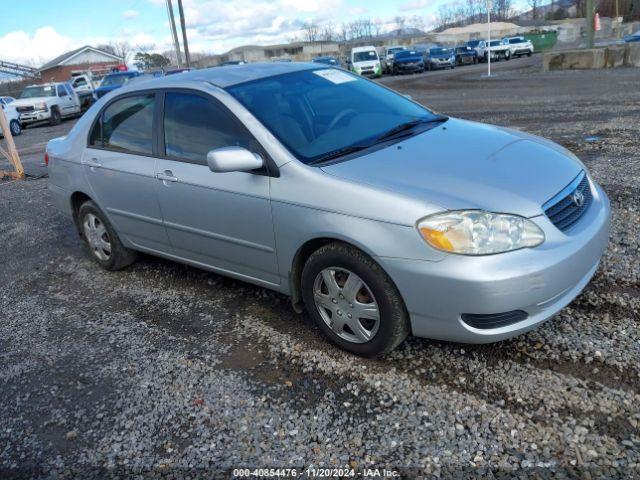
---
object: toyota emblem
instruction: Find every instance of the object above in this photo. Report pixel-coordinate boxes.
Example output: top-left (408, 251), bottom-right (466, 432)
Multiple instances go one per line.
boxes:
top-left (572, 189), bottom-right (585, 207)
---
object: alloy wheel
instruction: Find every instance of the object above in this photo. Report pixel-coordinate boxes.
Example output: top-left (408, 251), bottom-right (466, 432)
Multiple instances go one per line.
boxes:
top-left (313, 267), bottom-right (380, 344)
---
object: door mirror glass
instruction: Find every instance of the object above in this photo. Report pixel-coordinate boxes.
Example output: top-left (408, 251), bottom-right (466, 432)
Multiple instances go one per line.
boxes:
top-left (207, 146), bottom-right (264, 173)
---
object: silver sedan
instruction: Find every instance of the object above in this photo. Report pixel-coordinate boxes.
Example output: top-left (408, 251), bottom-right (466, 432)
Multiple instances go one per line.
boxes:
top-left (46, 63), bottom-right (610, 356)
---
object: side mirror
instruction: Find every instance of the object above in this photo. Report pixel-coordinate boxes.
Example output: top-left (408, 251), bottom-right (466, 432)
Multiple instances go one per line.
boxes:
top-left (207, 146), bottom-right (264, 173)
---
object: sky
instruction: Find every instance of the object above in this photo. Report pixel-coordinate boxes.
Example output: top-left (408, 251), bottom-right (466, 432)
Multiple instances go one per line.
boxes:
top-left (1, 0), bottom-right (526, 67)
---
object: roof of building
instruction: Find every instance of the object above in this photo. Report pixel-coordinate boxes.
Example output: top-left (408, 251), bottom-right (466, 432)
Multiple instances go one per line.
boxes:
top-left (38, 45), bottom-right (121, 72)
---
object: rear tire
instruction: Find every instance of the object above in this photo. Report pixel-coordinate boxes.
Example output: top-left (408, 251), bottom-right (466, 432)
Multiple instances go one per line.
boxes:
top-left (78, 200), bottom-right (137, 271)
top-left (301, 242), bottom-right (410, 357)
top-left (49, 108), bottom-right (61, 126)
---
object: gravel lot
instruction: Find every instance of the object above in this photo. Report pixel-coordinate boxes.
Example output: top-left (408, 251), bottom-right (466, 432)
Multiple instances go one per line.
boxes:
top-left (1, 57), bottom-right (639, 478)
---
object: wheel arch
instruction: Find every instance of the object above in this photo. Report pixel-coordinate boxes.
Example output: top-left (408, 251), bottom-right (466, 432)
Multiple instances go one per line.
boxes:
top-left (70, 190), bottom-right (93, 231)
top-left (288, 235), bottom-right (391, 314)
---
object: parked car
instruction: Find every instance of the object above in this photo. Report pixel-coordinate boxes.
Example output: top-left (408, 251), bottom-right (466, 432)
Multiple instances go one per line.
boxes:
top-left (454, 45), bottom-right (478, 66)
top-left (426, 47), bottom-right (456, 70)
top-left (382, 45), bottom-right (407, 73)
top-left (624, 30), bottom-right (640, 42)
top-left (350, 46), bottom-right (382, 77)
top-left (486, 39), bottom-right (512, 61)
top-left (220, 61), bottom-right (247, 66)
top-left (12, 82), bottom-right (81, 126)
top-left (70, 73), bottom-right (96, 110)
top-left (312, 56), bottom-right (340, 67)
top-left (0, 103), bottom-right (22, 137)
top-left (94, 71), bottom-right (141, 100)
top-left (165, 68), bottom-right (190, 75)
top-left (390, 49), bottom-right (425, 74)
top-left (0, 96), bottom-right (15, 106)
top-left (466, 39), bottom-right (487, 61)
top-left (45, 63), bottom-right (611, 356)
top-left (504, 36), bottom-right (534, 57)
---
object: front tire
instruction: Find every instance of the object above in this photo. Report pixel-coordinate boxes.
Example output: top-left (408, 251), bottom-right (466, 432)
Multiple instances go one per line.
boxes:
top-left (301, 242), bottom-right (410, 357)
top-left (78, 200), bottom-right (137, 271)
top-left (49, 108), bottom-right (61, 126)
top-left (9, 119), bottom-right (21, 136)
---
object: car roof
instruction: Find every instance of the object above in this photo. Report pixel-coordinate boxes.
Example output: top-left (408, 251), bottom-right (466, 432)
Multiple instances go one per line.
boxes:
top-left (117, 62), bottom-right (320, 91)
top-left (352, 46), bottom-right (377, 53)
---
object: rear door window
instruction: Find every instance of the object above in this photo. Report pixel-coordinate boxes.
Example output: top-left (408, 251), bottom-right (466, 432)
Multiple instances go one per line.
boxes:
top-left (98, 94), bottom-right (155, 155)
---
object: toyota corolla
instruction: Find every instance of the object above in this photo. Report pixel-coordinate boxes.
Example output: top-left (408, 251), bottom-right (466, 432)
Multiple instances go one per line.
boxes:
top-left (46, 63), bottom-right (610, 356)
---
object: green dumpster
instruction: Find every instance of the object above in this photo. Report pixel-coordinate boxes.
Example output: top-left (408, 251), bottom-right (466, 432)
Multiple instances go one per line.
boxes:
top-left (524, 31), bottom-right (558, 51)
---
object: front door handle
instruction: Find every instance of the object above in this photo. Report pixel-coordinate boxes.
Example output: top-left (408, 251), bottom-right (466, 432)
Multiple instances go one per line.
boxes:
top-left (156, 170), bottom-right (178, 182)
top-left (84, 158), bottom-right (102, 168)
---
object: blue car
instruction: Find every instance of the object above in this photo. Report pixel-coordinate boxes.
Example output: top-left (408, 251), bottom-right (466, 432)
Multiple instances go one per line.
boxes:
top-left (624, 30), bottom-right (640, 43)
top-left (312, 56), bottom-right (340, 66)
top-left (390, 49), bottom-right (425, 75)
top-left (94, 71), bottom-right (141, 99)
top-left (426, 47), bottom-right (456, 71)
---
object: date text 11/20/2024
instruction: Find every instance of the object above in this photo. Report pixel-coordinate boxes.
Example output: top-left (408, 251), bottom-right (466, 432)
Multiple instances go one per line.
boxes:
top-left (232, 467), bottom-right (400, 477)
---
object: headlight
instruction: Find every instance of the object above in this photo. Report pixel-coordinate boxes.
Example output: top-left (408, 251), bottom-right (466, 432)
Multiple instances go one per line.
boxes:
top-left (417, 211), bottom-right (545, 255)
top-left (35, 102), bottom-right (48, 111)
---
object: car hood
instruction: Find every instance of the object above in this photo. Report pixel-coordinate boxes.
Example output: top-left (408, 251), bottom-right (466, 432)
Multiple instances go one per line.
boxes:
top-left (11, 97), bottom-right (52, 106)
top-left (395, 56), bottom-right (423, 63)
top-left (354, 61), bottom-right (379, 67)
top-left (320, 118), bottom-right (583, 218)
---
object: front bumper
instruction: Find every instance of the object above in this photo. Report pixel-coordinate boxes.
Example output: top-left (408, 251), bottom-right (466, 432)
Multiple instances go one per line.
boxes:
top-left (396, 62), bottom-right (424, 72)
top-left (429, 59), bottom-right (454, 69)
top-left (19, 110), bottom-right (51, 124)
top-left (379, 179), bottom-right (611, 343)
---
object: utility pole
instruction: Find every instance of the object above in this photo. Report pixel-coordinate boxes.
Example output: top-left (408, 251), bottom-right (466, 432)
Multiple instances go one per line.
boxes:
top-left (586, 0), bottom-right (595, 48)
top-left (487, 0), bottom-right (492, 77)
top-left (177, 0), bottom-right (191, 68)
top-left (166, 0), bottom-right (182, 68)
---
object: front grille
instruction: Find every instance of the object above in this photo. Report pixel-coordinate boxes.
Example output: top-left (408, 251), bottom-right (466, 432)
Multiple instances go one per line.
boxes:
top-left (16, 105), bottom-right (34, 113)
top-left (461, 311), bottom-right (528, 329)
top-left (544, 172), bottom-right (593, 232)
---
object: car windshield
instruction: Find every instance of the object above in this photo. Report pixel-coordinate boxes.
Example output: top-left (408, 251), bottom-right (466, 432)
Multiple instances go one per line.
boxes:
top-left (457, 46), bottom-right (472, 52)
top-left (100, 75), bottom-right (131, 87)
top-left (388, 47), bottom-right (405, 54)
top-left (430, 48), bottom-right (450, 55)
top-left (227, 69), bottom-right (441, 164)
top-left (394, 50), bottom-right (419, 59)
top-left (509, 38), bottom-right (525, 44)
top-left (489, 40), bottom-right (502, 47)
top-left (19, 86), bottom-right (56, 98)
top-left (353, 51), bottom-right (377, 62)
top-left (467, 40), bottom-right (480, 47)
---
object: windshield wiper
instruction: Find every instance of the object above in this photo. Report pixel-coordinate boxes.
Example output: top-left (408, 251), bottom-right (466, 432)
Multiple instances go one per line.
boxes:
top-left (371, 115), bottom-right (448, 144)
top-left (308, 144), bottom-right (370, 165)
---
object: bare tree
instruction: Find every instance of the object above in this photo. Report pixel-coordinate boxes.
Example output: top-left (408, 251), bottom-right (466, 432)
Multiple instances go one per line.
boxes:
top-left (394, 16), bottom-right (406, 31)
top-left (373, 19), bottom-right (383, 37)
top-left (108, 41), bottom-right (133, 63)
top-left (321, 22), bottom-right (336, 42)
top-left (96, 43), bottom-right (116, 55)
top-left (527, 0), bottom-right (541, 18)
top-left (303, 22), bottom-right (320, 43)
top-left (408, 15), bottom-right (426, 32)
top-left (492, 0), bottom-right (514, 20)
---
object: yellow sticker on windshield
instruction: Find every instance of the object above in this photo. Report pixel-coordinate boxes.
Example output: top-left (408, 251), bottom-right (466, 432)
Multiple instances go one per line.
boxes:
top-left (313, 69), bottom-right (357, 84)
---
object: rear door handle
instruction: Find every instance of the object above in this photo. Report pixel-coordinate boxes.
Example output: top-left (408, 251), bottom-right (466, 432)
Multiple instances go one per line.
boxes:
top-left (156, 170), bottom-right (178, 182)
top-left (84, 158), bottom-right (102, 168)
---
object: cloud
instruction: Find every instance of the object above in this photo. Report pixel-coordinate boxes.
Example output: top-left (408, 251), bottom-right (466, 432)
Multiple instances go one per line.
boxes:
top-left (400, 0), bottom-right (430, 11)
top-left (0, 27), bottom-right (75, 66)
top-left (122, 10), bottom-right (140, 19)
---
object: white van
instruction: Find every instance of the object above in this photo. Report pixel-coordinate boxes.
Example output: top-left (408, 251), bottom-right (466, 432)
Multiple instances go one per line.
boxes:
top-left (350, 46), bottom-right (382, 78)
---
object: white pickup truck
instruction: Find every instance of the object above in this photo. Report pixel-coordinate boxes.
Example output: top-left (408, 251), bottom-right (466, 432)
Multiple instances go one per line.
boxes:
top-left (70, 73), bottom-right (96, 110)
top-left (11, 82), bottom-right (81, 126)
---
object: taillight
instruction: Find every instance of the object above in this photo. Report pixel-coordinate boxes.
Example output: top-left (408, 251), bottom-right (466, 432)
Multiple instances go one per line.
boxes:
top-left (44, 152), bottom-right (49, 166)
